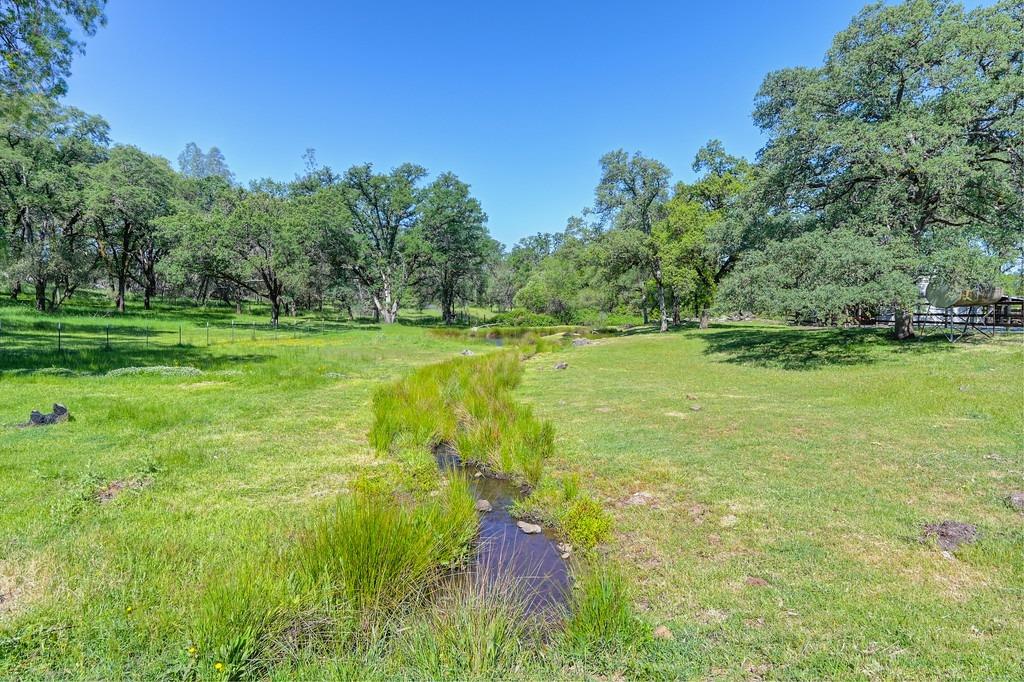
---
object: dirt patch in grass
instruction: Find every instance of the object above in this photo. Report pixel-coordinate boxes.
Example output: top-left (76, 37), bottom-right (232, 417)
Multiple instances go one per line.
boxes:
top-left (96, 478), bottom-right (151, 503)
top-left (921, 521), bottom-right (978, 551)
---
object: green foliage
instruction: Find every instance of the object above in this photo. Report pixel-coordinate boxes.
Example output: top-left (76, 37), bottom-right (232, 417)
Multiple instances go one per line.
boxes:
top-left (721, 228), bottom-right (920, 324)
top-left (0, 99), bottom-right (109, 310)
top-left (192, 552), bottom-right (294, 680)
top-left (0, 0), bottom-right (106, 97)
top-left (417, 172), bottom-right (490, 325)
top-left (491, 308), bottom-right (559, 327)
top-left (193, 481), bottom-right (477, 677)
top-left (512, 477), bottom-right (612, 550)
top-left (742, 0), bottom-right (1022, 327)
top-left (295, 482), bottom-right (476, 616)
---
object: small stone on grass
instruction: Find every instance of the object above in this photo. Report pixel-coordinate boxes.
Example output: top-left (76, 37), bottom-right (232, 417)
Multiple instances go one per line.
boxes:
top-left (516, 521), bottom-right (542, 534)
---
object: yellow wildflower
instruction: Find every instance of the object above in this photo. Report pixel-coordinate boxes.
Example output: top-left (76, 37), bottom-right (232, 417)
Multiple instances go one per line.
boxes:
top-left (214, 662), bottom-right (224, 672)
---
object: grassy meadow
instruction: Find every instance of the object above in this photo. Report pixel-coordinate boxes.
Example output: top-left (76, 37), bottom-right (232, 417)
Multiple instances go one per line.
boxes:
top-left (519, 324), bottom-right (1024, 679)
top-left (1, 294), bottom-right (1022, 680)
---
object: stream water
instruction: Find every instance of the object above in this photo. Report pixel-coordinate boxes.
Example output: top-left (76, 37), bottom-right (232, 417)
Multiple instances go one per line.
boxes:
top-left (434, 443), bottom-right (571, 617)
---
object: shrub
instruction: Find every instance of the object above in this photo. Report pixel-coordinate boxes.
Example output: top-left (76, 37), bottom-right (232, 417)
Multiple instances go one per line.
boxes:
top-left (492, 308), bottom-right (559, 327)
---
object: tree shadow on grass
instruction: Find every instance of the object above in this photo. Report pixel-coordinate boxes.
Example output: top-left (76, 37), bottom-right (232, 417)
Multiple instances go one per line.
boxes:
top-left (698, 325), bottom-right (956, 370)
top-left (0, 338), bottom-right (275, 375)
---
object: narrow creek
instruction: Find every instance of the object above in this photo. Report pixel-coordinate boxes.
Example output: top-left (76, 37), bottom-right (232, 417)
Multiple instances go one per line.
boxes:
top-left (433, 442), bottom-right (571, 618)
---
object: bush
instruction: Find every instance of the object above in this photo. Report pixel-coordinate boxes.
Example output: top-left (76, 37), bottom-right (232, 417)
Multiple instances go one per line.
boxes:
top-left (491, 309), bottom-right (559, 327)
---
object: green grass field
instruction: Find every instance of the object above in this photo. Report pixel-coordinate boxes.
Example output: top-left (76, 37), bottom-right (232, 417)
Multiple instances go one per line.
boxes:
top-left (1, 296), bottom-right (1021, 679)
top-left (519, 325), bottom-right (1024, 679)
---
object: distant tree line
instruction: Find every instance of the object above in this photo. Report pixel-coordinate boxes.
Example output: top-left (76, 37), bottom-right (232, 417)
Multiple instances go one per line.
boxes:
top-left (0, 0), bottom-right (1020, 338)
top-left (487, 0), bottom-right (1021, 338)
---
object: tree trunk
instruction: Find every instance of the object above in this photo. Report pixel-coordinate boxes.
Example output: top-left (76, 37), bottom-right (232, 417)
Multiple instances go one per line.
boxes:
top-left (442, 289), bottom-right (456, 325)
top-left (699, 306), bottom-right (710, 329)
top-left (235, 300), bottom-right (242, 315)
top-left (894, 307), bottom-right (915, 340)
top-left (656, 283), bottom-right (668, 333)
top-left (641, 306), bottom-right (649, 325)
top-left (34, 279), bottom-right (46, 311)
top-left (143, 266), bottom-right (156, 310)
top-left (269, 294), bottom-right (281, 325)
top-left (654, 259), bottom-right (669, 332)
top-left (11, 280), bottom-right (21, 300)
top-left (375, 277), bottom-right (399, 323)
top-left (116, 277), bottom-right (126, 313)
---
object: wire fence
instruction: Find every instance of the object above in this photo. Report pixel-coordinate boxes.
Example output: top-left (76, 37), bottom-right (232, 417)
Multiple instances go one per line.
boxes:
top-left (0, 317), bottom-right (342, 356)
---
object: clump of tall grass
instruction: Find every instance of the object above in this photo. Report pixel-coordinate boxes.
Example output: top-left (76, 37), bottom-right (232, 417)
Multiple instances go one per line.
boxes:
top-left (512, 476), bottom-right (612, 549)
top-left (192, 481), bottom-right (477, 677)
top-left (397, 581), bottom-right (534, 679)
top-left (192, 548), bottom-right (296, 680)
top-left (561, 563), bottom-right (646, 655)
top-left (294, 480), bottom-right (477, 619)
top-left (370, 352), bottom-right (553, 485)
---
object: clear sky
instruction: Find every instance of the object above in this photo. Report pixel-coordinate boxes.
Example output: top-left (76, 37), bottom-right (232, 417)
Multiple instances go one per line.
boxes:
top-left (59, 0), bottom-right (977, 246)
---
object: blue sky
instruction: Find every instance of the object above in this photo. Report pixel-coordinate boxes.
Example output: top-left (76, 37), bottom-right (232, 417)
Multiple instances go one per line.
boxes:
top-left (61, 0), bottom-right (964, 245)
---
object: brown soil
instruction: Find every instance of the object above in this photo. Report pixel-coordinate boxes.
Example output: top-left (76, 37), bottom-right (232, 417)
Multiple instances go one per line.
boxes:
top-left (921, 520), bottom-right (978, 551)
top-left (96, 478), bottom-right (149, 503)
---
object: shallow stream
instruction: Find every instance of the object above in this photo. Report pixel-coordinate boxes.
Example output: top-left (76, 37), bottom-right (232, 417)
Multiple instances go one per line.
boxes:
top-left (434, 443), bottom-right (570, 617)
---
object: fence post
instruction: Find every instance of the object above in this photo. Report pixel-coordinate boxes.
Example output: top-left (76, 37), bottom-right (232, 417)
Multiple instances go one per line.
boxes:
top-left (145, 325), bottom-right (149, 348)
top-left (178, 325), bottom-right (182, 346)
top-left (106, 324), bottom-right (110, 350)
top-left (57, 322), bottom-right (62, 352)
top-left (251, 322), bottom-right (255, 341)
top-left (231, 320), bottom-right (235, 343)
top-left (206, 321), bottom-right (210, 346)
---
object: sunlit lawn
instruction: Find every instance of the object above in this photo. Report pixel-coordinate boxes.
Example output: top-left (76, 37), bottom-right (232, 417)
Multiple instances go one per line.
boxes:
top-left (519, 324), bottom-right (1023, 679)
top-left (0, 298), bottom-right (484, 678)
top-left (2, 299), bottom-right (1022, 679)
